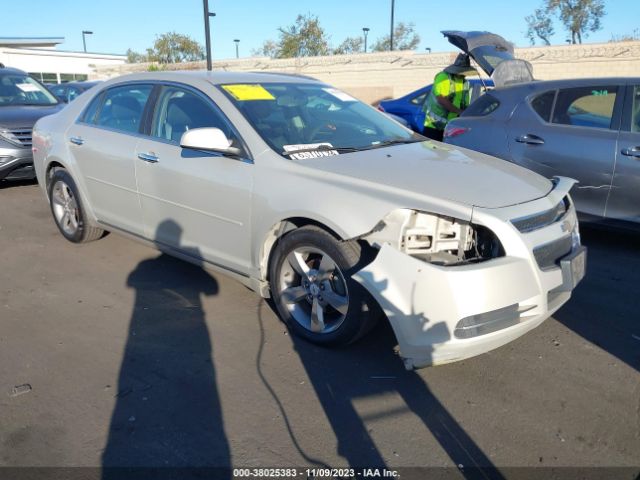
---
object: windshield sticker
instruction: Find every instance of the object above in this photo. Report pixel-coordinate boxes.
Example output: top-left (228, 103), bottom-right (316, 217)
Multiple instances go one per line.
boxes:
top-left (16, 83), bottom-right (40, 93)
top-left (322, 88), bottom-right (357, 102)
top-left (283, 143), bottom-right (339, 160)
top-left (222, 84), bottom-right (275, 101)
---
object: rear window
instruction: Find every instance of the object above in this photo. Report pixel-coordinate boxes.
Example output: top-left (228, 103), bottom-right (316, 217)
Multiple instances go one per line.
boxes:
top-left (463, 93), bottom-right (499, 117)
top-left (531, 90), bottom-right (556, 122)
top-left (552, 86), bottom-right (618, 129)
top-left (94, 85), bottom-right (153, 134)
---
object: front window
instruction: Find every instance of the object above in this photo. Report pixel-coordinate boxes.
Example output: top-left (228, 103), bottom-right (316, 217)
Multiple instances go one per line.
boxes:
top-left (410, 91), bottom-right (429, 105)
top-left (151, 86), bottom-right (238, 145)
top-left (219, 82), bottom-right (421, 157)
top-left (0, 73), bottom-right (58, 106)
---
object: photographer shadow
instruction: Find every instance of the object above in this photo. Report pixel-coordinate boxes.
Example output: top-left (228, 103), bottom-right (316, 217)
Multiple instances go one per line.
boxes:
top-left (102, 220), bottom-right (229, 476)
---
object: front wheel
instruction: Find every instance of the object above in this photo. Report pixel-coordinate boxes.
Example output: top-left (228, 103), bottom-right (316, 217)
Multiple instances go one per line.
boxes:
top-left (269, 226), bottom-right (378, 346)
top-left (48, 169), bottom-right (104, 243)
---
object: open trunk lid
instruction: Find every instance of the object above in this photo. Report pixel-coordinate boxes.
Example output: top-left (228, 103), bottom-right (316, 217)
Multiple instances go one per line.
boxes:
top-left (441, 30), bottom-right (534, 87)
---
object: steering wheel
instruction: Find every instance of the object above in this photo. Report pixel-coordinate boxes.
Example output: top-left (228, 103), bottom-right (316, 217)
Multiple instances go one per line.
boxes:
top-left (306, 122), bottom-right (336, 143)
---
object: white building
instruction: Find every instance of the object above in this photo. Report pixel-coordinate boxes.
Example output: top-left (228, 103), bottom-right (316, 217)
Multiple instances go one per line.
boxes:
top-left (0, 37), bottom-right (126, 83)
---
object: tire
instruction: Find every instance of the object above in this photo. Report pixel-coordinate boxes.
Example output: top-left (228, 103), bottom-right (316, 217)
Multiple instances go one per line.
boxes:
top-left (48, 169), bottom-right (104, 243)
top-left (269, 225), bottom-right (379, 346)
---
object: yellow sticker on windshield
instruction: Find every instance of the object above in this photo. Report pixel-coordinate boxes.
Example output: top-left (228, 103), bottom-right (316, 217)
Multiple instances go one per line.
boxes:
top-left (222, 84), bottom-right (275, 101)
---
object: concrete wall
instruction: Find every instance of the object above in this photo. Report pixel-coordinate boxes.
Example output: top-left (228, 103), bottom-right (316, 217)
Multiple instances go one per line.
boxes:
top-left (93, 41), bottom-right (640, 105)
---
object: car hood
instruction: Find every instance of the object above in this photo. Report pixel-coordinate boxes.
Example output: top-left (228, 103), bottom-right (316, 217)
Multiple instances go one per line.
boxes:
top-left (441, 30), bottom-right (534, 87)
top-left (298, 141), bottom-right (553, 209)
top-left (0, 104), bottom-right (63, 129)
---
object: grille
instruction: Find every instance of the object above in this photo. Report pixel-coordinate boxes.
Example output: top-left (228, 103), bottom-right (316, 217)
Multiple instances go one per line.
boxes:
top-left (533, 235), bottom-right (572, 270)
top-left (512, 197), bottom-right (569, 233)
top-left (6, 127), bottom-right (32, 147)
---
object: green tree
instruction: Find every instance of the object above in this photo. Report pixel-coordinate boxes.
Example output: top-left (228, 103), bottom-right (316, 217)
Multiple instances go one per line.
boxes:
top-left (527, 0), bottom-right (605, 45)
top-left (126, 32), bottom-right (205, 64)
top-left (371, 22), bottom-right (420, 52)
top-left (610, 28), bottom-right (640, 42)
top-left (253, 14), bottom-right (330, 58)
top-left (252, 39), bottom-right (280, 58)
top-left (277, 13), bottom-right (330, 58)
top-left (126, 48), bottom-right (147, 63)
top-left (333, 36), bottom-right (364, 55)
top-left (525, 7), bottom-right (555, 45)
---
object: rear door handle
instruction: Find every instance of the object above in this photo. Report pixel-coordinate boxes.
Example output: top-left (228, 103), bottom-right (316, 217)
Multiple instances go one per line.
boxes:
top-left (69, 136), bottom-right (84, 145)
top-left (621, 146), bottom-right (640, 158)
top-left (515, 134), bottom-right (545, 145)
top-left (137, 152), bottom-right (159, 163)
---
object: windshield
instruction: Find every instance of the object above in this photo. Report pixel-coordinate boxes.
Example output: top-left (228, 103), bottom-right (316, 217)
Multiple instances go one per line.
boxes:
top-left (0, 73), bottom-right (58, 106)
top-left (219, 82), bottom-right (421, 157)
top-left (470, 46), bottom-right (514, 76)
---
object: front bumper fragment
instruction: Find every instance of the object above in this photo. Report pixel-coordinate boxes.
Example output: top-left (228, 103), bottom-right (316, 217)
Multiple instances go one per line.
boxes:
top-left (354, 242), bottom-right (585, 369)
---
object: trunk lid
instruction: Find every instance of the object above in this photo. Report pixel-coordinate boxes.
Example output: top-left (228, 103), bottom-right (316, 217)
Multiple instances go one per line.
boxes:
top-left (441, 30), bottom-right (534, 87)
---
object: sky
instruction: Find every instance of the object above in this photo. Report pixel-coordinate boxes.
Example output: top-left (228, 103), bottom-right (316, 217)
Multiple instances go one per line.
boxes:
top-left (2, 0), bottom-right (638, 59)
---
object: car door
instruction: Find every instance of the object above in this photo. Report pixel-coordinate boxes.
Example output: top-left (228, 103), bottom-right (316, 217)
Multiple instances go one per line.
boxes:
top-left (507, 85), bottom-right (622, 219)
top-left (606, 84), bottom-right (640, 224)
top-left (66, 83), bottom-right (153, 236)
top-left (134, 83), bottom-right (253, 274)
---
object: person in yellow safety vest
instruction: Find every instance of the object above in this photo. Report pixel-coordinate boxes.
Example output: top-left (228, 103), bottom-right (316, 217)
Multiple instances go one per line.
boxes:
top-left (422, 53), bottom-right (476, 142)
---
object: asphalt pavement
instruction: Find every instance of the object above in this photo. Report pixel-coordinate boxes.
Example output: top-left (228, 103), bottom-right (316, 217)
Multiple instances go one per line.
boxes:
top-left (0, 180), bottom-right (638, 478)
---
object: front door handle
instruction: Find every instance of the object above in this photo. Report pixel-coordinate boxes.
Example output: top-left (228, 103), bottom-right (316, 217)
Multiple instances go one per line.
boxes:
top-left (69, 136), bottom-right (84, 146)
top-left (516, 134), bottom-right (545, 145)
top-left (137, 152), bottom-right (159, 163)
top-left (621, 146), bottom-right (640, 158)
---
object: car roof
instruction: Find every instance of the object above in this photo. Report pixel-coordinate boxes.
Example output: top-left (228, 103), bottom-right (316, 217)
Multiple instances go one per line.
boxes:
top-left (0, 65), bottom-right (29, 76)
top-left (496, 77), bottom-right (640, 92)
top-left (62, 81), bottom-right (101, 88)
top-left (104, 70), bottom-right (322, 86)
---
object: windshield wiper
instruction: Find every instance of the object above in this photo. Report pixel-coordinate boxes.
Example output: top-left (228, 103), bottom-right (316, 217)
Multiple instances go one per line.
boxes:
top-left (282, 144), bottom-right (360, 156)
top-left (362, 137), bottom-right (423, 150)
top-left (282, 137), bottom-right (423, 157)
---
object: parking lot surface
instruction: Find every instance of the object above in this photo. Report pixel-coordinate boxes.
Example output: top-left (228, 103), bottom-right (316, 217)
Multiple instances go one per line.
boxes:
top-left (1, 181), bottom-right (639, 474)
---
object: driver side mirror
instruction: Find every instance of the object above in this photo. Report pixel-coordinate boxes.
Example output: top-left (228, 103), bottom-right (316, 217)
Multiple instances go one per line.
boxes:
top-left (180, 127), bottom-right (242, 156)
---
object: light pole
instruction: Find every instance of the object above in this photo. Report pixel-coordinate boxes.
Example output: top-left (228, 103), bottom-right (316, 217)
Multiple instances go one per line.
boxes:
top-left (203, 0), bottom-right (216, 71)
top-left (389, 0), bottom-right (395, 51)
top-left (82, 30), bottom-right (93, 53)
top-left (362, 27), bottom-right (370, 53)
top-left (234, 39), bottom-right (240, 59)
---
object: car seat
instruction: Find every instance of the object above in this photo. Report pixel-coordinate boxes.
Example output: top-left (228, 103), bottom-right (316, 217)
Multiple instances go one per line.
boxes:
top-left (102, 96), bottom-right (142, 132)
top-left (164, 96), bottom-right (219, 143)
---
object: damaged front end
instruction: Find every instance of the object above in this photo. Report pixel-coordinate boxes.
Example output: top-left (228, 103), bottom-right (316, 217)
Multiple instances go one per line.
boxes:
top-left (360, 209), bottom-right (504, 267)
top-left (353, 208), bottom-right (561, 370)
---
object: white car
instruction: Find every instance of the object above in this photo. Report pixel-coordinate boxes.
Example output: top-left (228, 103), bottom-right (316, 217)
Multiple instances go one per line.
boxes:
top-left (32, 71), bottom-right (586, 369)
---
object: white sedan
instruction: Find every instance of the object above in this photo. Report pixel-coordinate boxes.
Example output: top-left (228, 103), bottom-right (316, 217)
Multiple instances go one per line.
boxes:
top-left (32, 71), bottom-right (586, 368)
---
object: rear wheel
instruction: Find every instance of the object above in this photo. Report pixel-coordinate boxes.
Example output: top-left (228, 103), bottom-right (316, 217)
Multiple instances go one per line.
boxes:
top-left (48, 169), bottom-right (104, 243)
top-left (269, 226), bottom-right (378, 346)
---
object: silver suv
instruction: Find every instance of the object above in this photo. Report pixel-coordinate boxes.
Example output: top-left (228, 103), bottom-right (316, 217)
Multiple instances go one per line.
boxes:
top-left (0, 64), bottom-right (62, 181)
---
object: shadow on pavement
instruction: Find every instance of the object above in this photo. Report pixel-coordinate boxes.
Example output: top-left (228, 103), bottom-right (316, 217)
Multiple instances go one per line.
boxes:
top-left (554, 226), bottom-right (640, 372)
top-left (102, 220), bottom-right (229, 477)
top-left (259, 270), bottom-right (504, 479)
top-left (0, 178), bottom-right (38, 189)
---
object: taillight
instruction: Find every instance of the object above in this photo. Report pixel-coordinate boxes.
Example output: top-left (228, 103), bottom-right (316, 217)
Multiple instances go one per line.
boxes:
top-left (377, 104), bottom-right (386, 112)
top-left (443, 126), bottom-right (469, 139)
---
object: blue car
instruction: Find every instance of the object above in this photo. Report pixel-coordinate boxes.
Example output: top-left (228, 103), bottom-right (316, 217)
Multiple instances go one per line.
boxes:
top-left (378, 78), bottom-right (494, 132)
